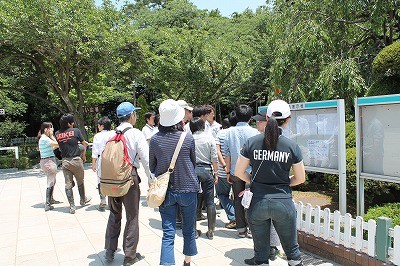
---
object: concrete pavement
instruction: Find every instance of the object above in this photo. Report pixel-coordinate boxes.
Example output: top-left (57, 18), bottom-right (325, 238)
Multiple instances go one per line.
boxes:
top-left (0, 166), bottom-right (338, 266)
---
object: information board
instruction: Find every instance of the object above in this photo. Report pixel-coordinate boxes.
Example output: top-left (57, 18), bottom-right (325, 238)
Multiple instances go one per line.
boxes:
top-left (355, 94), bottom-right (400, 215)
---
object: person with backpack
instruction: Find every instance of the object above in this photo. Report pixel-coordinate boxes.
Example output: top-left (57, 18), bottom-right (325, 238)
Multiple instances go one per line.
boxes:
top-left (103, 102), bottom-right (152, 266)
top-left (91, 116), bottom-right (114, 211)
top-left (55, 114), bottom-right (91, 214)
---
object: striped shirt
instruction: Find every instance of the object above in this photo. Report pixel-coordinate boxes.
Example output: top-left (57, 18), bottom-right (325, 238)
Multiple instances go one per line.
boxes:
top-left (149, 130), bottom-right (200, 193)
top-left (216, 128), bottom-right (229, 178)
top-left (39, 135), bottom-right (54, 159)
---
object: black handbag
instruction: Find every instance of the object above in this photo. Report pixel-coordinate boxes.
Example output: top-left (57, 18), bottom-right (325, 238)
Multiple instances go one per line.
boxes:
top-left (53, 148), bottom-right (62, 160)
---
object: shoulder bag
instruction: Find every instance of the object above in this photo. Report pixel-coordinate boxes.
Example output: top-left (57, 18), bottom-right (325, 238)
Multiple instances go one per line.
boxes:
top-left (147, 132), bottom-right (187, 208)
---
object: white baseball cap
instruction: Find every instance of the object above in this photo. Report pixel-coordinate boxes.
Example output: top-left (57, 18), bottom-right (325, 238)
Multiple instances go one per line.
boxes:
top-left (177, 100), bottom-right (193, 111)
top-left (159, 99), bottom-right (185, 127)
top-left (266, 100), bottom-right (291, 119)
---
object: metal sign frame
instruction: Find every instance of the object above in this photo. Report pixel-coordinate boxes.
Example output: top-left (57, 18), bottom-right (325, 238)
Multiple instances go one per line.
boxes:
top-left (260, 99), bottom-right (347, 213)
top-left (355, 94), bottom-right (400, 216)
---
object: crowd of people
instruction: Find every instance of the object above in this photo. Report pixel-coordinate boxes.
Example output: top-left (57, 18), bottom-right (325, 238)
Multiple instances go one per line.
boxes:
top-left (38, 98), bottom-right (305, 266)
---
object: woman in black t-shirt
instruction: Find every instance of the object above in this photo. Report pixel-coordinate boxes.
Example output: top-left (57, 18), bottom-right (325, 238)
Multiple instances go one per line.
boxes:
top-left (235, 100), bottom-right (306, 266)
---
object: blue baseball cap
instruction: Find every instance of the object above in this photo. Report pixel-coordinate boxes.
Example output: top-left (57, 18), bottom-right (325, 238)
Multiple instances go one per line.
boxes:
top-left (116, 102), bottom-right (141, 118)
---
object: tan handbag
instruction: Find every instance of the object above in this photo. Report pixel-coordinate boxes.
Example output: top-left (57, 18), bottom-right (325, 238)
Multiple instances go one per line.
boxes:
top-left (147, 132), bottom-right (187, 208)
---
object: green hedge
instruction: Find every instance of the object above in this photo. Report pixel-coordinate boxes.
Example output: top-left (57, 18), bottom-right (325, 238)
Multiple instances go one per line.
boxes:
top-left (0, 156), bottom-right (32, 170)
top-left (365, 202), bottom-right (400, 227)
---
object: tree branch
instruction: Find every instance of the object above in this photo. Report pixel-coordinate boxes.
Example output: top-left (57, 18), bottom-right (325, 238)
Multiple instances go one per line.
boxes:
top-left (0, 86), bottom-right (67, 113)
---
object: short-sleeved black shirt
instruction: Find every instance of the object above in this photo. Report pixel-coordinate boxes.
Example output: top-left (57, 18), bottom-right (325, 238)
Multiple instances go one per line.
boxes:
top-left (240, 132), bottom-right (303, 198)
top-left (55, 128), bottom-right (85, 158)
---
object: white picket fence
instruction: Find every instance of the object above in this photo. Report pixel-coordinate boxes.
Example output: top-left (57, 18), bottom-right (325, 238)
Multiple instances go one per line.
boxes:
top-left (295, 201), bottom-right (400, 265)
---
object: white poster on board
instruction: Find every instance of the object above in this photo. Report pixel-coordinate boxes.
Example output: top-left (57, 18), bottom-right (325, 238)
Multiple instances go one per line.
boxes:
top-left (317, 113), bottom-right (338, 135)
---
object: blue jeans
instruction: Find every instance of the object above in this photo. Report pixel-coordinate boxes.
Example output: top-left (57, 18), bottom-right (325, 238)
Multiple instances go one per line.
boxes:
top-left (195, 165), bottom-right (215, 206)
top-left (215, 177), bottom-right (235, 221)
top-left (247, 197), bottom-right (302, 265)
top-left (159, 191), bottom-right (198, 265)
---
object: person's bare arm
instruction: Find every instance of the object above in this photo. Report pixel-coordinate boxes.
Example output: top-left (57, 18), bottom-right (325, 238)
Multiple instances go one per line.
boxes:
top-left (216, 144), bottom-right (226, 167)
top-left (234, 155), bottom-right (251, 183)
top-left (290, 161), bottom-right (306, 186)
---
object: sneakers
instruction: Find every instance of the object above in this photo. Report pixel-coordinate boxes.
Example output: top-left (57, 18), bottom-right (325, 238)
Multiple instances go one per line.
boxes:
top-left (225, 220), bottom-right (236, 229)
top-left (80, 196), bottom-right (92, 206)
top-left (105, 249), bottom-right (115, 262)
top-left (196, 213), bottom-right (206, 221)
top-left (123, 253), bottom-right (143, 266)
top-left (269, 246), bottom-right (280, 261)
top-left (206, 230), bottom-right (214, 240)
top-left (195, 229), bottom-right (201, 239)
top-left (238, 229), bottom-right (252, 239)
top-left (238, 230), bottom-right (247, 238)
top-left (99, 198), bottom-right (106, 212)
top-left (244, 257), bottom-right (268, 265)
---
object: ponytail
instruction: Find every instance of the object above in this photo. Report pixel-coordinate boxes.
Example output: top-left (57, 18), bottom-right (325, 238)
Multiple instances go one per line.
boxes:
top-left (264, 116), bottom-right (289, 150)
top-left (264, 117), bottom-right (279, 150)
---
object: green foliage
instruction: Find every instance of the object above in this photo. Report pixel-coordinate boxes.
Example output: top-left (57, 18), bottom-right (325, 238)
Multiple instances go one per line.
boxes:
top-left (372, 41), bottom-right (400, 78)
top-left (17, 157), bottom-right (30, 170)
top-left (0, 157), bottom-right (17, 169)
top-left (135, 95), bottom-right (150, 130)
top-left (365, 203), bottom-right (400, 227)
top-left (367, 76), bottom-right (400, 96)
top-left (0, 119), bottom-right (26, 146)
top-left (345, 121), bottom-right (356, 149)
top-left (368, 41), bottom-right (400, 96)
top-left (85, 149), bottom-right (92, 164)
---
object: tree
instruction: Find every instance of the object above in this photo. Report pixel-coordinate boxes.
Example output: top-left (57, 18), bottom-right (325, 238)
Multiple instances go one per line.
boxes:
top-left (368, 41), bottom-right (400, 96)
top-left (0, 0), bottom-right (125, 136)
top-left (125, 0), bottom-right (265, 109)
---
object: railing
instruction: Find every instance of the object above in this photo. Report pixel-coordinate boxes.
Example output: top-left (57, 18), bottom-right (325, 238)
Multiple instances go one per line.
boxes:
top-left (295, 201), bottom-right (400, 265)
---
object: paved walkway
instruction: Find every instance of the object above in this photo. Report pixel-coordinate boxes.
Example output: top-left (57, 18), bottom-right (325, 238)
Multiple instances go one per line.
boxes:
top-left (0, 166), bottom-right (338, 266)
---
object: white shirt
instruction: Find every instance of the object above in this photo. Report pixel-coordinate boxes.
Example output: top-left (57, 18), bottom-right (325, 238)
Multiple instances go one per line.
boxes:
top-left (116, 122), bottom-right (151, 183)
top-left (142, 124), bottom-right (158, 141)
top-left (206, 120), bottom-right (222, 139)
top-left (91, 130), bottom-right (115, 181)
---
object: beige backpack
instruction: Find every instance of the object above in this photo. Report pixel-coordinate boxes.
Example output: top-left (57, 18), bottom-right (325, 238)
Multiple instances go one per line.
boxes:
top-left (100, 127), bottom-right (133, 197)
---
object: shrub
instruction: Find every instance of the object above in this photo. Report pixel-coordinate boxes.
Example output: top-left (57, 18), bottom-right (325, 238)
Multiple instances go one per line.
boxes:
top-left (364, 202), bottom-right (400, 227)
top-left (17, 157), bottom-right (30, 170)
top-left (0, 157), bottom-right (17, 168)
top-left (372, 41), bottom-right (400, 78)
top-left (85, 149), bottom-right (92, 164)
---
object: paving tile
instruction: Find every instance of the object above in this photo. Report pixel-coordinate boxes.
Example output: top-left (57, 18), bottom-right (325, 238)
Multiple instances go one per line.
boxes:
top-left (51, 227), bottom-right (89, 245)
top-left (17, 224), bottom-right (51, 240)
top-left (16, 236), bottom-right (54, 257)
top-left (16, 250), bottom-right (58, 266)
top-left (0, 232), bottom-right (17, 248)
top-left (0, 221), bottom-right (18, 234)
top-left (48, 216), bottom-right (80, 231)
top-left (18, 214), bottom-right (48, 228)
top-left (0, 246), bottom-right (16, 265)
top-left (55, 239), bottom-right (96, 262)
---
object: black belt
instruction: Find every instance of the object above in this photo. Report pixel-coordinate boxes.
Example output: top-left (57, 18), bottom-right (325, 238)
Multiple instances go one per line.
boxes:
top-left (41, 156), bottom-right (55, 159)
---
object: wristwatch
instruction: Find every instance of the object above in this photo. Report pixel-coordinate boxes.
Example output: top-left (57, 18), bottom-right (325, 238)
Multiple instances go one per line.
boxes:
top-left (222, 165), bottom-right (226, 169)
